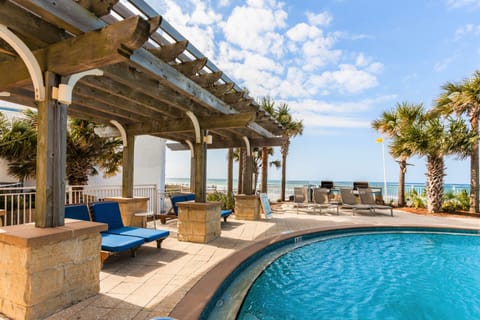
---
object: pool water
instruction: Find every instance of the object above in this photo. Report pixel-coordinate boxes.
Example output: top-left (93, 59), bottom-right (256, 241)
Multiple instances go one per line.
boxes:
top-left (237, 232), bottom-right (480, 320)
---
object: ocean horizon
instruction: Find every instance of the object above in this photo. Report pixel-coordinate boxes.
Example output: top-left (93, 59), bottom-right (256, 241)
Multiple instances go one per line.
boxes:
top-left (166, 177), bottom-right (470, 202)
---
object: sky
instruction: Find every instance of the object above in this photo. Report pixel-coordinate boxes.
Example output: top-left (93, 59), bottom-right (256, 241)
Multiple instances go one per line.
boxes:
top-left (146, 0), bottom-right (480, 184)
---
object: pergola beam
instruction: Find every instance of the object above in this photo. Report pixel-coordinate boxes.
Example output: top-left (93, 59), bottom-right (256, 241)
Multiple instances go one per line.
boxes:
top-left (167, 136), bottom-right (287, 150)
top-left (128, 111), bottom-right (257, 135)
top-left (0, 15), bottom-right (152, 88)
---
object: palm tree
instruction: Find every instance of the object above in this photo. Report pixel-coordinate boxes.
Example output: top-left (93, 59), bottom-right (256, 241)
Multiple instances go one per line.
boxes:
top-left (372, 102), bottom-right (424, 206)
top-left (0, 110), bottom-right (123, 185)
top-left (434, 71), bottom-right (480, 213)
top-left (273, 103), bottom-right (304, 201)
top-left (66, 119), bottom-right (123, 185)
top-left (260, 97), bottom-right (276, 193)
top-left (399, 111), bottom-right (473, 213)
top-left (0, 109), bottom-right (37, 184)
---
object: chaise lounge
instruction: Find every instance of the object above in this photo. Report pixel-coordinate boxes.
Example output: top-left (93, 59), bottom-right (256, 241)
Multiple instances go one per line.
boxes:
top-left (339, 188), bottom-right (374, 215)
top-left (312, 187), bottom-right (340, 214)
top-left (160, 193), bottom-right (232, 224)
top-left (358, 188), bottom-right (394, 216)
top-left (65, 204), bottom-right (145, 263)
top-left (90, 201), bottom-right (170, 249)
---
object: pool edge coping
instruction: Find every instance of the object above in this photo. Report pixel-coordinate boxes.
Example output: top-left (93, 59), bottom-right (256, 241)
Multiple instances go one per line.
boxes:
top-left (169, 223), bottom-right (480, 319)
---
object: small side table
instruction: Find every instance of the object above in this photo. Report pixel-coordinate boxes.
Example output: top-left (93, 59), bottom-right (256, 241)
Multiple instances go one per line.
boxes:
top-left (134, 211), bottom-right (156, 229)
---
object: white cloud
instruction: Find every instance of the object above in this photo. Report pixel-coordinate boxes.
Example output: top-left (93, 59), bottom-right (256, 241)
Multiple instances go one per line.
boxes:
top-left (306, 11), bottom-right (333, 26)
top-left (285, 95), bottom-right (397, 129)
top-left (288, 95), bottom-right (396, 115)
top-left (455, 24), bottom-right (480, 40)
top-left (308, 64), bottom-right (379, 94)
top-left (222, 1), bottom-right (287, 56)
top-left (286, 23), bottom-right (322, 42)
top-left (218, 0), bottom-right (231, 7)
top-left (447, 0), bottom-right (480, 8)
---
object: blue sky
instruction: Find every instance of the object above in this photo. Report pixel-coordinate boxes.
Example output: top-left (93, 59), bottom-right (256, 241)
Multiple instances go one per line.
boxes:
top-left (151, 0), bottom-right (480, 184)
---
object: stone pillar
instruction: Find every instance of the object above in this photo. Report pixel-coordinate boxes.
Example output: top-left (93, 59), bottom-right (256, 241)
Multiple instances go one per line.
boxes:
top-left (104, 197), bottom-right (148, 227)
top-left (177, 202), bottom-right (221, 243)
top-left (0, 220), bottom-right (106, 320)
top-left (235, 194), bottom-right (260, 220)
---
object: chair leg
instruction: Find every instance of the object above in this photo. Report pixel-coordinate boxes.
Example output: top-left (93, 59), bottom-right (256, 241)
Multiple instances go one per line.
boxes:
top-left (156, 238), bottom-right (165, 249)
top-left (130, 247), bottom-right (139, 257)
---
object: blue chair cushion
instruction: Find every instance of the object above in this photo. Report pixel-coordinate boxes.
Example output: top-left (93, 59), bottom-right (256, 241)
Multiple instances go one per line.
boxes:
top-left (171, 194), bottom-right (195, 215)
top-left (108, 226), bottom-right (170, 242)
top-left (65, 204), bottom-right (91, 221)
top-left (90, 201), bottom-right (125, 231)
top-left (100, 233), bottom-right (144, 252)
top-left (220, 209), bottom-right (232, 218)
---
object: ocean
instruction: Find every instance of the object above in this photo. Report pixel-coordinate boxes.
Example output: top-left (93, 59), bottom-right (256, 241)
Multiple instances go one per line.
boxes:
top-left (165, 178), bottom-right (470, 203)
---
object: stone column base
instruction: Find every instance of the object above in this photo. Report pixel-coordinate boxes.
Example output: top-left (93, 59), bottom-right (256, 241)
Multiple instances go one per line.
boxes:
top-left (104, 197), bottom-right (148, 227)
top-left (177, 202), bottom-right (221, 243)
top-left (0, 220), bottom-right (106, 320)
top-left (235, 194), bottom-right (260, 220)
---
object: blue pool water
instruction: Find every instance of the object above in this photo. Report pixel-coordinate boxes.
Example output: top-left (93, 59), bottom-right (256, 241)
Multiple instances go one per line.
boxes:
top-left (237, 232), bottom-right (480, 320)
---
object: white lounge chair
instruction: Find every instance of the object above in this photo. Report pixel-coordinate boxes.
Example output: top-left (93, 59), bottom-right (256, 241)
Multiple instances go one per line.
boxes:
top-left (358, 188), bottom-right (394, 216)
top-left (312, 188), bottom-right (339, 215)
top-left (293, 187), bottom-right (307, 214)
top-left (339, 188), bottom-right (373, 215)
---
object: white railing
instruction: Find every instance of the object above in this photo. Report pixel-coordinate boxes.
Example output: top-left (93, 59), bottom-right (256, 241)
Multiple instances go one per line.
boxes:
top-left (0, 186), bottom-right (36, 226)
top-left (0, 184), bottom-right (169, 226)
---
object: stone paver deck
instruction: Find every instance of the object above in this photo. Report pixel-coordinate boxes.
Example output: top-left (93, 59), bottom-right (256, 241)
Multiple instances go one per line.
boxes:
top-left (34, 204), bottom-right (479, 319)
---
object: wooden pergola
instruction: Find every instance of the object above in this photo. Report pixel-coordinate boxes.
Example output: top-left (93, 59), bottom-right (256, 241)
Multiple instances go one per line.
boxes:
top-left (0, 0), bottom-right (285, 227)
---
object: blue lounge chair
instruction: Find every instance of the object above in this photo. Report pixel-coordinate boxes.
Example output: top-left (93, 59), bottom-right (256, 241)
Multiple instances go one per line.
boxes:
top-left (65, 204), bottom-right (145, 262)
top-left (160, 193), bottom-right (232, 223)
top-left (90, 201), bottom-right (170, 249)
top-left (220, 209), bottom-right (232, 222)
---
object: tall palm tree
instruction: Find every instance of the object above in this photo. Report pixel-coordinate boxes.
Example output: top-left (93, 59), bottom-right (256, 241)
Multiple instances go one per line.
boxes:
top-left (372, 102), bottom-right (424, 206)
top-left (399, 111), bottom-right (473, 213)
top-left (274, 103), bottom-right (304, 201)
top-left (434, 71), bottom-right (480, 213)
top-left (260, 97), bottom-right (276, 193)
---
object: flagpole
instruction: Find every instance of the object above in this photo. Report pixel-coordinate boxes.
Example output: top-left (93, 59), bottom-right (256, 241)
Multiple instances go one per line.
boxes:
top-left (381, 136), bottom-right (387, 198)
top-left (376, 136), bottom-right (388, 198)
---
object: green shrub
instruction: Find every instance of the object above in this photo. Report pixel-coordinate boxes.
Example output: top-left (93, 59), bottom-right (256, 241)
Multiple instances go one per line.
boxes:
top-left (206, 192), bottom-right (235, 210)
top-left (442, 189), bottom-right (469, 212)
top-left (406, 189), bottom-right (426, 209)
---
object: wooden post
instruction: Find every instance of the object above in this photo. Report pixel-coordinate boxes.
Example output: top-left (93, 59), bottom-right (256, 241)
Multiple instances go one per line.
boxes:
top-left (244, 154), bottom-right (254, 195)
top-left (238, 148), bottom-right (244, 194)
top-left (122, 133), bottom-right (135, 198)
top-left (194, 130), bottom-right (207, 202)
top-left (188, 141), bottom-right (195, 193)
top-left (35, 71), bottom-right (67, 227)
top-left (227, 148), bottom-right (233, 196)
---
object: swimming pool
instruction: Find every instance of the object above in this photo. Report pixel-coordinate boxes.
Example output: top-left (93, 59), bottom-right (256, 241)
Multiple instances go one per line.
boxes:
top-left (170, 226), bottom-right (480, 319)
